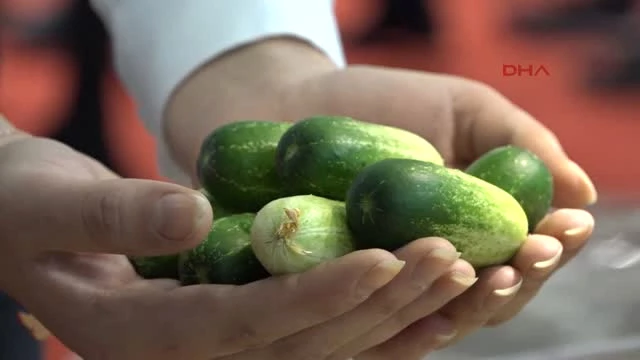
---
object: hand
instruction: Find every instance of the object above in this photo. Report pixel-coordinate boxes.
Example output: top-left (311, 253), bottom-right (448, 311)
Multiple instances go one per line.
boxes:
top-left (0, 119), bottom-right (476, 359)
top-left (164, 39), bottom-right (597, 359)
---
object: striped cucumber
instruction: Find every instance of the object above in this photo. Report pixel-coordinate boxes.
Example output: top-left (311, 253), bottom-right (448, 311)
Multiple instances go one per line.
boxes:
top-left (275, 116), bottom-right (444, 201)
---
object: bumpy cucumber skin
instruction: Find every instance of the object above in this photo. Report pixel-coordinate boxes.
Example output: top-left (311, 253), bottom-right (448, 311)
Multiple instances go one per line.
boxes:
top-left (198, 187), bottom-right (234, 219)
top-left (346, 159), bottom-right (528, 268)
top-left (130, 255), bottom-right (180, 280)
top-left (275, 116), bottom-right (444, 201)
top-left (179, 213), bottom-right (269, 286)
top-left (197, 121), bottom-right (292, 213)
top-left (251, 195), bottom-right (356, 275)
top-left (466, 146), bottom-right (553, 233)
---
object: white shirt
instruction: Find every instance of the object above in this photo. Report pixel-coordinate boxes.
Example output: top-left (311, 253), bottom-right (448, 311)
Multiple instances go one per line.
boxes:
top-left (90, 0), bottom-right (345, 185)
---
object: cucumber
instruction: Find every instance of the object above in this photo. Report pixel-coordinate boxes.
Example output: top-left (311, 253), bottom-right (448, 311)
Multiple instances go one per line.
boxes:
top-left (250, 195), bottom-right (357, 275)
top-left (198, 187), bottom-right (234, 219)
top-left (466, 146), bottom-right (553, 232)
top-left (130, 255), bottom-right (180, 280)
top-left (196, 121), bottom-right (292, 213)
top-left (345, 159), bottom-right (528, 268)
top-left (275, 116), bottom-right (444, 201)
top-left (179, 213), bottom-right (270, 285)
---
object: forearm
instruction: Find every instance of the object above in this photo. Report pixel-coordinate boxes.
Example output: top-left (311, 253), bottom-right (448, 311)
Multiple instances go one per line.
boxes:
top-left (91, 0), bottom-right (344, 181)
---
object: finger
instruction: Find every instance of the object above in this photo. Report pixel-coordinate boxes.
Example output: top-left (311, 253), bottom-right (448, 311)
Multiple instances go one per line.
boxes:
top-left (486, 211), bottom-right (593, 325)
top-left (355, 314), bottom-right (456, 360)
top-left (438, 265), bottom-right (522, 346)
top-left (231, 238), bottom-right (463, 360)
top-left (171, 249), bottom-right (404, 358)
top-left (447, 77), bottom-right (598, 208)
top-left (331, 259), bottom-right (475, 360)
top-left (9, 178), bottom-right (212, 255)
top-left (535, 209), bottom-right (595, 267)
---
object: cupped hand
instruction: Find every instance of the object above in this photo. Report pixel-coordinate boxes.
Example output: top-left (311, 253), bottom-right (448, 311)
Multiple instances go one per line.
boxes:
top-left (165, 40), bottom-right (597, 359)
top-left (284, 66), bottom-right (597, 359)
top-left (0, 121), bottom-right (475, 359)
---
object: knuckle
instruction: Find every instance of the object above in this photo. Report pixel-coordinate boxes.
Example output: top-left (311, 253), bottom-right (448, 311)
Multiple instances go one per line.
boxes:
top-left (81, 189), bottom-right (124, 243)
top-left (319, 289), bottom-right (360, 318)
top-left (372, 293), bottom-right (403, 318)
top-left (421, 237), bottom-right (454, 248)
top-left (459, 78), bottom-right (499, 100)
top-left (389, 310), bottom-right (416, 334)
top-left (363, 248), bottom-right (396, 263)
top-left (288, 269), bottom-right (351, 316)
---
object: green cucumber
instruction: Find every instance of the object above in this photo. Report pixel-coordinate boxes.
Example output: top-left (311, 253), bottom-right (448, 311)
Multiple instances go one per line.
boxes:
top-left (198, 187), bottom-right (234, 219)
top-left (179, 213), bottom-right (269, 285)
top-left (466, 145), bottom-right (553, 232)
top-left (275, 116), bottom-right (444, 201)
top-left (196, 121), bottom-right (292, 213)
top-left (250, 195), bottom-right (356, 275)
top-left (130, 255), bottom-right (180, 280)
top-left (345, 159), bottom-right (528, 268)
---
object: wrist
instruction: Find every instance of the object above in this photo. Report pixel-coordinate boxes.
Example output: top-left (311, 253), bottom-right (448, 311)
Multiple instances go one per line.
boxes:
top-left (164, 37), bottom-right (338, 178)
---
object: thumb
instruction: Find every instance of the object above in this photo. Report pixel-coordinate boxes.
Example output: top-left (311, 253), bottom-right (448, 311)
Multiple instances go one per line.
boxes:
top-left (12, 178), bottom-right (213, 256)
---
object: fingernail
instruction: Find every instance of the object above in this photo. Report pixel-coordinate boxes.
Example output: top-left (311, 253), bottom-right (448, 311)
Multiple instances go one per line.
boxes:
top-left (430, 248), bottom-right (462, 262)
top-left (435, 330), bottom-right (458, 344)
top-left (430, 316), bottom-right (458, 344)
top-left (564, 225), bottom-right (591, 238)
top-left (357, 259), bottom-right (406, 299)
top-left (152, 193), bottom-right (211, 241)
top-left (449, 272), bottom-right (478, 287)
top-left (419, 314), bottom-right (457, 344)
top-left (533, 247), bottom-right (563, 270)
top-left (493, 278), bottom-right (523, 297)
top-left (569, 160), bottom-right (598, 205)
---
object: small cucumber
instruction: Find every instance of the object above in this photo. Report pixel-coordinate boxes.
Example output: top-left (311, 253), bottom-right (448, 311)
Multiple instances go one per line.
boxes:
top-left (250, 195), bottom-right (357, 275)
top-left (275, 116), bottom-right (444, 201)
top-left (466, 145), bottom-right (553, 232)
top-left (198, 187), bottom-right (234, 219)
top-left (130, 255), bottom-right (180, 280)
top-left (346, 158), bottom-right (528, 268)
top-left (179, 213), bottom-right (270, 285)
top-left (197, 120), bottom-right (292, 213)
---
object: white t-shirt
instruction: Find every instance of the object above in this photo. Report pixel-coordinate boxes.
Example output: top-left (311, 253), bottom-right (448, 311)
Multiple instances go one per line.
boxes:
top-left (89, 2), bottom-right (640, 360)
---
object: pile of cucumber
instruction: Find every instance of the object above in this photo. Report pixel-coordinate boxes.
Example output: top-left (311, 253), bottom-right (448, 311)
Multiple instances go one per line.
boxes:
top-left (130, 116), bottom-right (553, 285)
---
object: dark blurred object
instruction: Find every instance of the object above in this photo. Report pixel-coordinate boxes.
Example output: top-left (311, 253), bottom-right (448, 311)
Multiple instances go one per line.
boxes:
top-left (512, 0), bottom-right (636, 34)
top-left (0, 293), bottom-right (41, 359)
top-left (50, 0), bottom-right (113, 169)
top-left (358, 0), bottom-right (436, 43)
top-left (587, 20), bottom-right (640, 89)
top-left (381, 0), bottom-right (433, 35)
top-left (0, 0), bottom-right (77, 46)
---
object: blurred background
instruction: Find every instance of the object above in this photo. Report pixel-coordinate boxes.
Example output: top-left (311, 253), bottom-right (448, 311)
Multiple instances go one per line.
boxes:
top-left (1, 0), bottom-right (640, 359)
